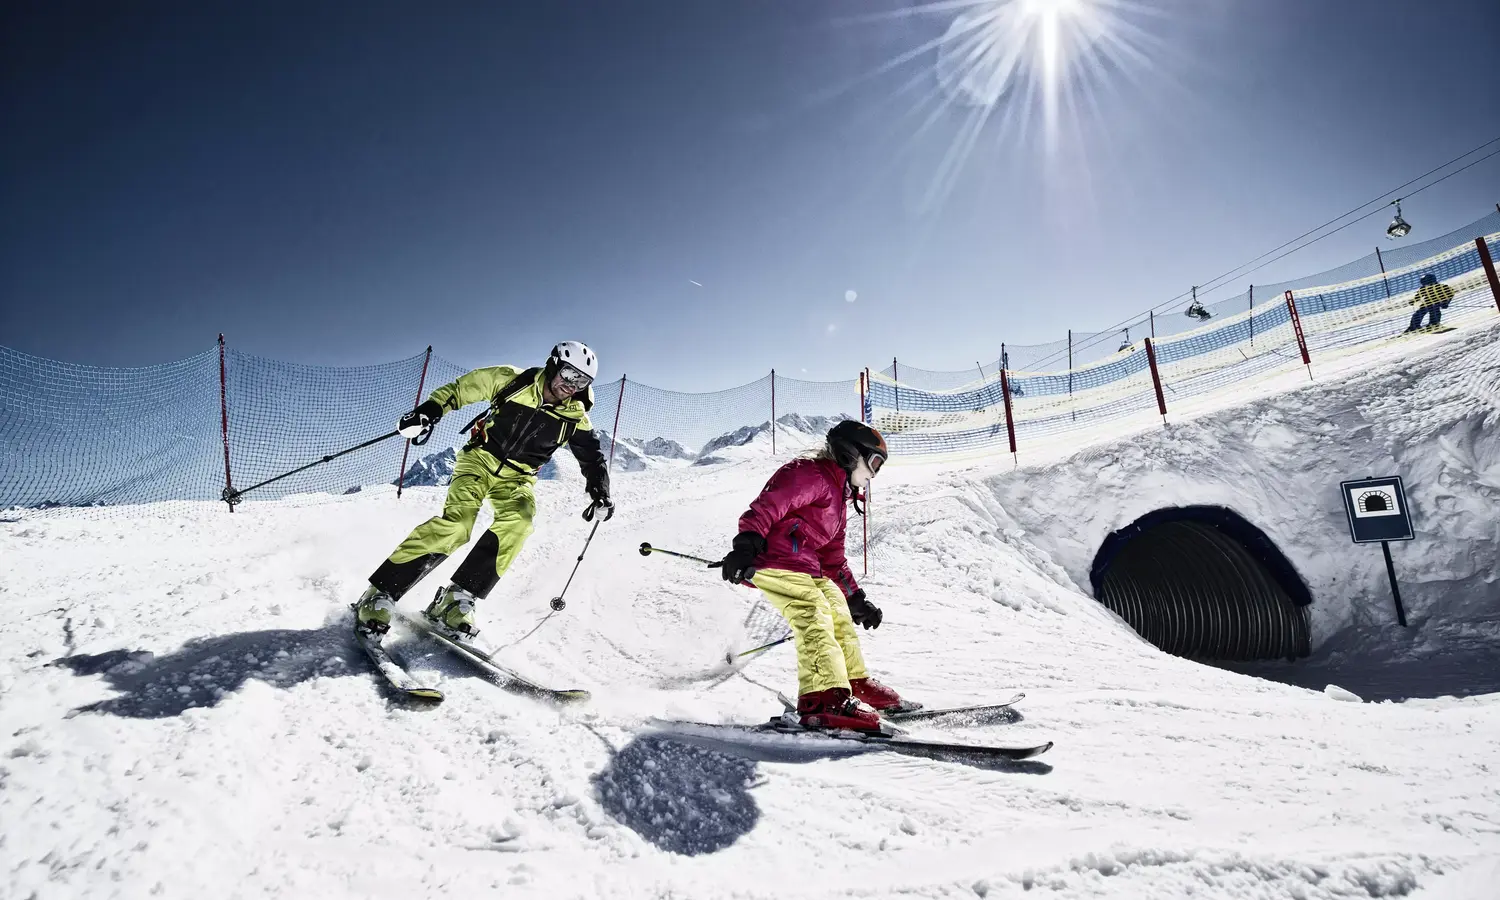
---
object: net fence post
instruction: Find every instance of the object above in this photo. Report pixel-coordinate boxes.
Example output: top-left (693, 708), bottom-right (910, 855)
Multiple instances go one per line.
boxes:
top-left (892, 356), bottom-right (899, 413)
top-left (999, 365), bottom-right (1017, 464)
top-left (1144, 337), bottom-right (1167, 423)
top-left (770, 368), bottom-right (776, 455)
top-left (219, 333), bottom-right (236, 512)
top-left (1248, 285), bottom-right (1255, 347)
top-left (608, 375), bottom-right (627, 468)
top-left (864, 366), bottom-right (876, 426)
top-left (1067, 330), bottom-right (1075, 421)
top-left (1285, 290), bottom-right (1314, 381)
top-left (395, 345), bottom-right (433, 499)
top-left (861, 368), bottom-right (869, 577)
top-left (1375, 246), bottom-right (1392, 299)
top-left (1477, 236), bottom-right (1500, 313)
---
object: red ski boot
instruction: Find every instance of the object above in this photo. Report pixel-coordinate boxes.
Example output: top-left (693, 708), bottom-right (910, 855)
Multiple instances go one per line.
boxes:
top-left (796, 687), bottom-right (884, 733)
top-left (850, 676), bottom-right (905, 712)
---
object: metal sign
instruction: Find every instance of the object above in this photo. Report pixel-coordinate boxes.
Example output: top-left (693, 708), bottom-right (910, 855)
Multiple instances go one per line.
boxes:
top-left (1340, 476), bottom-right (1414, 544)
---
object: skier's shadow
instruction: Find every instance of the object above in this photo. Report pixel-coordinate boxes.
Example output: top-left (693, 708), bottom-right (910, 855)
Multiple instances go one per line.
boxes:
top-left (52, 625), bottom-right (374, 719)
top-left (591, 733), bottom-right (762, 856)
top-left (592, 726), bottom-right (1051, 856)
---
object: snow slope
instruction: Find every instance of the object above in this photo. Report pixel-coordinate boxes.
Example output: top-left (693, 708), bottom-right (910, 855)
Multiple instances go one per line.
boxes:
top-left (3, 326), bottom-right (1499, 899)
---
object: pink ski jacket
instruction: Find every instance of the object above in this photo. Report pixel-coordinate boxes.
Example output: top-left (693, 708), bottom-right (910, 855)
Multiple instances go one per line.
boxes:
top-left (737, 457), bottom-right (861, 597)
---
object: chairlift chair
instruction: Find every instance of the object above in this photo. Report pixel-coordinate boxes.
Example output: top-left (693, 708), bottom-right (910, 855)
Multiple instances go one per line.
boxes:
top-left (1386, 200), bottom-right (1412, 240)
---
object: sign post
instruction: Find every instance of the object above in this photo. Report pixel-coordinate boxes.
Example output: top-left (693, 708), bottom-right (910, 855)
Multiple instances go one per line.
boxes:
top-left (1339, 476), bottom-right (1415, 627)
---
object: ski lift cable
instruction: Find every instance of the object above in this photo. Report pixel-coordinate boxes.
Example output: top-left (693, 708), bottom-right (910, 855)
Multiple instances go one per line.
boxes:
top-left (1212, 145), bottom-right (1500, 292)
top-left (1019, 138), bottom-right (1500, 372)
top-left (1188, 135), bottom-right (1500, 299)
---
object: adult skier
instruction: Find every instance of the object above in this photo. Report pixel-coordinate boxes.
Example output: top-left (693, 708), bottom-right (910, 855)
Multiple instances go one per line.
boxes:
top-left (354, 341), bottom-right (613, 638)
top-left (713, 420), bottom-right (907, 732)
top-left (1405, 272), bottom-right (1455, 333)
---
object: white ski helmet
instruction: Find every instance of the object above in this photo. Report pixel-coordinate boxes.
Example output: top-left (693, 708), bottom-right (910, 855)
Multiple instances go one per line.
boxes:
top-left (548, 341), bottom-right (598, 380)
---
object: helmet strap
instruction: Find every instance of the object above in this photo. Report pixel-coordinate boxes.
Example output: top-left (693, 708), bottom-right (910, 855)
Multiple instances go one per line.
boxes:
top-left (849, 476), bottom-right (867, 517)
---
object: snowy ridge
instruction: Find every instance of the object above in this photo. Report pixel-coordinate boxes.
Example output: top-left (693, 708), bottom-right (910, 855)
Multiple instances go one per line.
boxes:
top-left (2, 328), bottom-right (1498, 898)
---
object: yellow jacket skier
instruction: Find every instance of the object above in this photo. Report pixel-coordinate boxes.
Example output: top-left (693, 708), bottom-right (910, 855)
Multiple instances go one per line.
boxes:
top-left (1405, 272), bottom-right (1455, 333)
top-left (355, 341), bottom-right (612, 637)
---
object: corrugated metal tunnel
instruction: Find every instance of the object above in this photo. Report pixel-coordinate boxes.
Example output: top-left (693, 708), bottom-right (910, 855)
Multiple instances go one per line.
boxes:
top-left (1089, 506), bottom-right (1312, 661)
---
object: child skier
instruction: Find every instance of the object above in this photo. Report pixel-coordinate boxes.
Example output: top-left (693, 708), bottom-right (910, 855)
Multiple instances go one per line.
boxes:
top-left (714, 420), bottom-right (907, 732)
top-left (354, 341), bottom-right (613, 638)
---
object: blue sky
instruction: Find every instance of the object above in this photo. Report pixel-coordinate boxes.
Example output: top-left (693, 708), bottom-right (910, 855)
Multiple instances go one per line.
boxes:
top-left (2, 1), bottom-right (1497, 388)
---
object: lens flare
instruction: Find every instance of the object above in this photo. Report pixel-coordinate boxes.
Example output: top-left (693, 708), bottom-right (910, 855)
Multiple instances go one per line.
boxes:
top-left (868, 0), bottom-right (1163, 206)
top-left (935, 0), bottom-right (1148, 132)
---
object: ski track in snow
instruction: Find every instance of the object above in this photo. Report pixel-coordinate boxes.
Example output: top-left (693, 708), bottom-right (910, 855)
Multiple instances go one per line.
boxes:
top-left (2, 324), bottom-right (1499, 899)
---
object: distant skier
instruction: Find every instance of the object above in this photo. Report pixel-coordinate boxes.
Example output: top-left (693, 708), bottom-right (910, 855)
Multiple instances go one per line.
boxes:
top-left (1405, 272), bottom-right (1455, 333)
top-left (713, 420), bottom-right (907, 732)
top-left (354, 341), bottom-right (613, 638)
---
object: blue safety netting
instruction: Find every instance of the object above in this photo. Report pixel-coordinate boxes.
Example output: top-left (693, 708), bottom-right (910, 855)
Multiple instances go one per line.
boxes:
top-left (4, 213), bottom-right (1497, 512)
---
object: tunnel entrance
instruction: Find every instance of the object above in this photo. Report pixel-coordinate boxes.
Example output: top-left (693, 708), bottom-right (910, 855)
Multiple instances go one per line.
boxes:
top-left (1089, 506), bottom-right (1311, 662)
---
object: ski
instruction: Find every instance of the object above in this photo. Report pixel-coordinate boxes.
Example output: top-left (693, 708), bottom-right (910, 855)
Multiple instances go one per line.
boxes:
top-left (653, 717), bottom-right (1052, 762)
top-left (775, 691), bottom-right (1024, 724)
top-left (776, 690), bottom-right (923, 717)
top-left (882, 692), bottom-right (1026, 724)
top-left (398, 611), bottom-right (591, 705)
top-left (353, 626), bottom-right (444, 701)
top-left (1395, 324), bottom-right (1455, 338)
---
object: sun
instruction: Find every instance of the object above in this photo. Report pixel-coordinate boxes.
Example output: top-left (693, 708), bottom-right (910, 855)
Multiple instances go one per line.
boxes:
top-left (930, 0), bottom-right (1153, 145)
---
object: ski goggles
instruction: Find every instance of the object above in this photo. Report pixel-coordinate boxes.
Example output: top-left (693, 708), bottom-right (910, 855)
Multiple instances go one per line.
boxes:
top-left (865, 452), bottom-right (886, 475)
top-left (555, 363), bottom-right (593, 391)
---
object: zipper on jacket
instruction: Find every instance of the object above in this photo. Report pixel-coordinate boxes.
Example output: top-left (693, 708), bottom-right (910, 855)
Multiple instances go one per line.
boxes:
top-left (790, 521), bottom-right (800, 554)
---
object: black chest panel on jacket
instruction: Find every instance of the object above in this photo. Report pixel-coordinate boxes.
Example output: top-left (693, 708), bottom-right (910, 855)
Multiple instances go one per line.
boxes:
top-left (478, 401), bottom-right (579, 470)
top-left (462, 368), bottom-right (581, 472)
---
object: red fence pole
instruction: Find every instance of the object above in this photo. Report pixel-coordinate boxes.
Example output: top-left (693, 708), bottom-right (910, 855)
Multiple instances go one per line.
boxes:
top-left (218, 334), bottom-right (235, 512)
top-left (1285, 290), bottom-right (1314, 380)
top-left (608, 375), bottom-right (627, 469)
top-left (861, 368), bottom-right (870, 575)
top-left (395, 345), bottom-right (433, 499)
top-left (1477, 237), bottom-right (1500, 313)
top-left (770, 368), bottom-right (776, 455)
top-left (1144, 338), bottom-right (1167, 422)
top-left (999, 367), bottom-right (1017, 457)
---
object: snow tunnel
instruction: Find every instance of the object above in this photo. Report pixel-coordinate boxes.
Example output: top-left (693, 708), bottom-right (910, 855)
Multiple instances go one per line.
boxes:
top-left (1088, 506), bottom-right (1312, 662)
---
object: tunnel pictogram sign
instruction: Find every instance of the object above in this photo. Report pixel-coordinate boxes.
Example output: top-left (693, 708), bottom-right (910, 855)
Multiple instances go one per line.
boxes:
top-left (1340, 476), bottom-right (1413, 543)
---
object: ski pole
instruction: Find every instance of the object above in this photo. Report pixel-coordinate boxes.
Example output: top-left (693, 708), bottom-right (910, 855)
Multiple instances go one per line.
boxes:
top-left (222, 428), bottom-right (416, 508)
top-left (733, 635), bottom-right (792, 659)
top-left (642, 542), bottom-right (785, 660)
top-left (638, 542), bottom-right (716, 565)
top-left (549, 520), bottom-right (602, 612)
top-left (639, 542), bottom-right (756, 585)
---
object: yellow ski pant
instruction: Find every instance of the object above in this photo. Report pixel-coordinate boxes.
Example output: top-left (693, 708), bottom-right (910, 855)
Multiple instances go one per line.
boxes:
top-left (388, 448), bottom-right (535, 585)
top-left (752, 567), bottom-right (868, 696)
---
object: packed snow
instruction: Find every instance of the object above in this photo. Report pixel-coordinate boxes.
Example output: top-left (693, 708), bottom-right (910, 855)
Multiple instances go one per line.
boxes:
top-left (2, 321), bottom-right (1498, 899)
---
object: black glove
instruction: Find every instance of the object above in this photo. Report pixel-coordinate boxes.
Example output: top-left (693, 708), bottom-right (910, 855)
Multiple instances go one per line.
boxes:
top-left (712, 531), bottom-right (765, 584)
top-left (582, 485), bottom-right (614, 522)
top-left (846, 589), bottom-right (882, 630)
top-left (398, 399), bottom-right (444, 441)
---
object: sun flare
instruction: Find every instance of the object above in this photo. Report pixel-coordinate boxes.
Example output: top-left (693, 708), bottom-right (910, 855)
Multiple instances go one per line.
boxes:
top-left (934, 0), bottom-right (1132, 124)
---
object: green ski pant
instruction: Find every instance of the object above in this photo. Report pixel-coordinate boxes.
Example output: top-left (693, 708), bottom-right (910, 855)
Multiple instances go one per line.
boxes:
top-left (374, 448), bottom-right (536, 599)
top-left (752, 568), bottom-right (868, 697)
